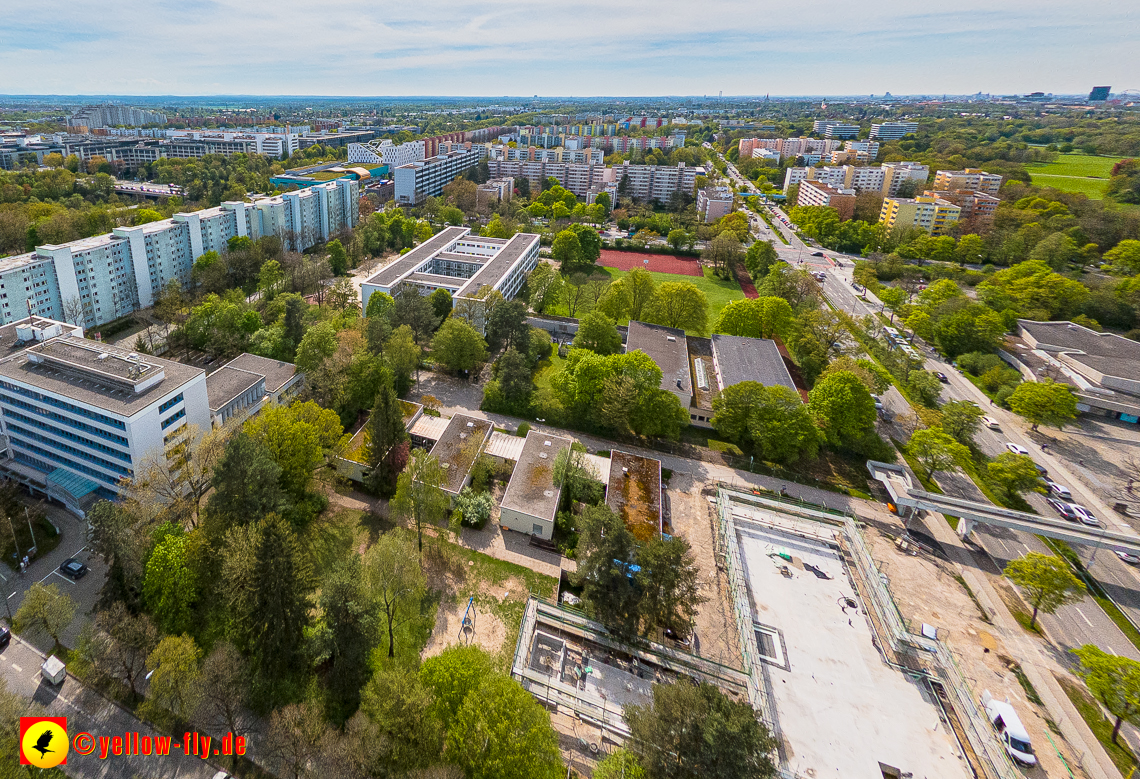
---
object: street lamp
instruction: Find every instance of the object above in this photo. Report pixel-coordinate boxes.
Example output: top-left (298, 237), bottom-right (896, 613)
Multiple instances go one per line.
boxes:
top-left (1088, 521), bottom-right (1111, 567)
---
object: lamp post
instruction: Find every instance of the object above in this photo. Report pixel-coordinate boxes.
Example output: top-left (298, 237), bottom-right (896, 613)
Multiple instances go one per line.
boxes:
top-left (1088, 521), bottom-right (1110, 567)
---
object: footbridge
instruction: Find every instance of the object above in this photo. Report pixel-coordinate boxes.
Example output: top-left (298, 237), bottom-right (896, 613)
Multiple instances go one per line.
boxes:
top-left (867, 460), bottom-right (1140, 555)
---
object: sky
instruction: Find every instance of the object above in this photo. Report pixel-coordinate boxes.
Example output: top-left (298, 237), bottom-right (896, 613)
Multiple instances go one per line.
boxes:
top-left (1, 0), bottom-right (1137, 97)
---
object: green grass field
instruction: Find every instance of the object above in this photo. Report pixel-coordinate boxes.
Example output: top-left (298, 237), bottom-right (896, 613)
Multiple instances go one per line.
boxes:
top-left (546, 266), bottom-right (744, 336)
top-left (1025, 153), bottom-right (1126, 199)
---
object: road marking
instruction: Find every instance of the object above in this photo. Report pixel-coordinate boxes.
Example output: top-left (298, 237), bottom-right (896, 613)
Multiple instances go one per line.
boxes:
top-left (11, 664), bottom-right (21, 672)
top-left (1075, 607), bottom-right (1095, 627)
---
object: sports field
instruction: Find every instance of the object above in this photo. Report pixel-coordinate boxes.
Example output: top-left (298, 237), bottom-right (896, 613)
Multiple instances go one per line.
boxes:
top-left (597, 249), bottom-right (702, 276)
top-left (1025, 153), bottom-right (1125, 199)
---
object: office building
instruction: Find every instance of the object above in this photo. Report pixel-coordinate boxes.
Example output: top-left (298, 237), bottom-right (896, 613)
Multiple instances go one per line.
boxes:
top-left (0, 317), bottom-right (209, 514)
top-left (925, 189), bottom-right (1000, 228)
top-left (869, 122), bottom-right (919, 140)
top-left (797, 181), bottom-right (856, 221)
top-left (879, 195), bottom-right (961, 235)
top-left (498, 430), bottom-right (572, 540)
top-left (0, 179), bottom-right (359, 328)
top-left (68, 105), bottom-right (168, 131)
top-left (394, 148), bottom-right (482, 205)
top-left (697, 186), bottom-right (734, 223)
top-left (347, 139), bottom-right (425, 167)
top-left (881, 161), bottom-right (931, 197)
top-left (932, 168), bottom-right (1003, 196)
top-left (1089, 86), bottom-right (1112, 102)
top-left (626, 321), bottom-right (692, 410)
top-left (205, 352), bottom-right (304, 429)
top-left (360, 227), bottom-right (540, 332)
top-left (813, 121), bottom-right (861, 139)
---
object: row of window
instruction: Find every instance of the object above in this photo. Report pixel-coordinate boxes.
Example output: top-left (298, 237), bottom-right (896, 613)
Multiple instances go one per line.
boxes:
top-left (159, 393), bottom-right (184, 414)
top-left (8, 429), bottom-right (131, 478)
top-left (161, 408), bottom-right (186, 430)
top-left (0, 381), bottom-right (125, 429)
top-left (12, 443), bottom-right (121, 487)
top-left (0, 393), bottom-right (130, 446)
top-left (3, 411), bottom-right (131, 462)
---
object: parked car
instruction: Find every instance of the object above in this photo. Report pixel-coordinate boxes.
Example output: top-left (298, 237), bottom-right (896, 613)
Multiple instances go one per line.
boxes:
top-left (1005, 443), bottom-right (1029, 455)
top-left (810, 251), bottom-right (823, 257)
top-left (1046, 497), bottom-right (1079, 522)
top-left (1034, 463), bottom-right (1048, 476)
top-left (1045, 480), bottom-right (1072, 499)
top-left (0, 625), bottom-right (9, 649)
top-left (983, 692), bottom-right (1036, 766)
top-left (59, 558), bottom-right (87, 580)
top-left (935, 371), bottom-right (949, 383)
top-left (1070, 504), bottom-right (1099, 526)
top-left (1116, 551), bottom-right (1140, 565)
top-left (982, 416), bottom-right (1001, 430)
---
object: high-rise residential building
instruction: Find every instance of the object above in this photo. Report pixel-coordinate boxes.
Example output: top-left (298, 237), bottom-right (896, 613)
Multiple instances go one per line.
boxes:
top-left (0, 179), bottom-right (359, 328)
top-left (879, 195), bottom-right (961, 235)
top-left (797, 181), bottom-right (856, 220)
top-left (0, 316), bottom-right (210, 513)
top-left (613, 162), bottom-right (700, 203)
top-left (741, 137), bottom-right (840, 159)
top-left (880, 162), bottom-right (931, 196)
top-left (697, 187), bottom-right (734, 223)
top-left (869, 122), bottom-right (919, 140)
top-left (476, 178), bottom-right (514, 210)
top-left (812, 121), bottom-right (861, 139)
top-left (781, 164), bottom-right (885, 194)
top-left (486, 160), bottom-right (699, 203)
top-left (933, 168), bottom-right (1003, 196)
top-left (925, 190), bottom-right (1000, 228)
top-left (394, 148), bottom-right (483, 205)
top-left (68, 105), bottom-right (168, 130)
top-left (843, 140), bottom-right (880, 160)
top-left (347, 139), bottom-right (426, 167)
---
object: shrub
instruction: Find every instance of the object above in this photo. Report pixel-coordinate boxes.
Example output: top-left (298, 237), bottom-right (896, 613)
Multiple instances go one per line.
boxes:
top-left (516, 422), bottom-right (531, 437)
top-left (469, 456), bottom-right (495, 493)
top-left (454, 487), bottom-right (494, 529)
top-left (959, 351), bottom-right (1005, 376)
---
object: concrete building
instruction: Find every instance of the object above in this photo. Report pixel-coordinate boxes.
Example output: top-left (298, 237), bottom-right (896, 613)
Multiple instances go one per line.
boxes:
top-left (476, 178), bottom-right (514, 210)
top-left (869, 121), bottom-right (919, 140)
top-left (843, 140), bottom-right (880, 160)
top-left (796, 180), bottom-right (856, 221)
top-left (932, 168), bottom-right (1003, 196)
top-left (394, 148), bottom-right (482, 205)
top-left (614, 162), bottom-right (700, 204)
top-left (347, 139), bottom-right (425, 167)
top-left (498, 430), bottom-right (572, 540)
top-left (925, 189), bottom-right (1000, 228)
top-left (0, 317), bottom-right (209, 514)
top-left (606, 450), bottom-right (663, 542)
top-left (783, 164), bottom-right (886, 196)
top-left (697, 186), bottom-right (734, 222)
top-left (360, 227), bottom-right (540, 332)
top-left (626, 321), bottom-right (692, 410)
top-left (741, 137), bottom-right (840, 160)
top-left (881, 162), bottom-right (931, 197)
top-left (710, 334), bottom-right (798, 394)
top-left (206, 352), bottom-right (303, 428)
top-left (879, 195), bottom-right (961, 235)
top-left (68, 105), bottom-right (167, 130)
top-left (428, 414), bottom-right (494, 499)
top-left (812, 121), bottom-right (861, 139)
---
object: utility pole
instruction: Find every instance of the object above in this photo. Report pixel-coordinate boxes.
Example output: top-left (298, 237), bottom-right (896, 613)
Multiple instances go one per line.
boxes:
top-left (5, 515), bottom-right (18, 561)
top-left (24, 507), bottom-right (35, 553)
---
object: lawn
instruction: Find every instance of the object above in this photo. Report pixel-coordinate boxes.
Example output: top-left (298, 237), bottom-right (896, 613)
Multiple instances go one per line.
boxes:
top-left (546, 266), bottom-right (745, 335)
top-left (1025, 153), bottom-right (1126, 199)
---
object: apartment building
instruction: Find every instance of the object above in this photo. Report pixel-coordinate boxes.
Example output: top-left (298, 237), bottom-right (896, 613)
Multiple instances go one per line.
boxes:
top-left (782, 164), bottom-right (885, 194)
top-left (394, 148), bottom-right (482, 205)
top-left (476, 178), bottom-right (514, 209)
top-left (486, 160), bottom-right (613, 199)
top-left (797, 180), bottom-right (856, 220)
top-left (843, 140), bottom-right (880, 160)
top-left (488, 145), bottom-right (604, 165)
top-left (0, 179), bottom-right (359, 328)
top-left (812, 121), bottom-right (861, 139)
top-left (697, 187), bottom-right (734, 223)
top-left (740, 137), bottom-right (840, 160)
top-left (0, 317), bottom-right (209, 514)
top-left (925, 189), bottom-right (1000, 227)
top-left (68, 105), bottom-right (167, 131)
top-left (614, 162), bottom-right (700, 203)
top-left (879, 195), bottom-right (961, 235)
top-left (933, 168), bottom-right (1003, 196)
top-left (869, 122), bottom-right (919, 140)
top-left (881, 161), bottom-right (931, 197)
top-left (347, 139), bottom-right (425, 167)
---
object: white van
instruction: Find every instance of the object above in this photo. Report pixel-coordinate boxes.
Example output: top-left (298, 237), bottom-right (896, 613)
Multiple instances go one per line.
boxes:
top-left (982, 691), bottom-right (1036, 766)
top-left (40, 655), bottom-right (66, 686)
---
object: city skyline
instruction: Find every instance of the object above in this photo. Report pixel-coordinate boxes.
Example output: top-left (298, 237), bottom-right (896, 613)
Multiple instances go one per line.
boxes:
top-left (1, 0), bottom-right (1135, 97)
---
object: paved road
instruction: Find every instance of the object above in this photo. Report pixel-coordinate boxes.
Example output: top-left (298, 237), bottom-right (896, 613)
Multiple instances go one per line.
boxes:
top-left (0, 634), bottom-right (222, 779)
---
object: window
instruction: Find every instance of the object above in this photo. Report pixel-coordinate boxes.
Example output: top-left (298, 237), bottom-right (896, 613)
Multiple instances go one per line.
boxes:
top-left (161, 408), bottom-right (185, 429)
top-left (754, 624), bottom-right (788, 670)
top-left (532, 524), bottom-right (543, 536)
top-left (158, 393), bottom-right (183, 414)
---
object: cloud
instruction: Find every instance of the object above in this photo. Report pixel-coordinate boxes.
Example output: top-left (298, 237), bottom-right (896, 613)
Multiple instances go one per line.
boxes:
top-left (0, 0), bottom-right (1136, 96)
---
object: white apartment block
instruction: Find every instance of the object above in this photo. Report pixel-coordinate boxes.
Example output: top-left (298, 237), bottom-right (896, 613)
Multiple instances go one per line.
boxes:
top-left (741, 137), bottom-right (840, 159)
top-left (843, 140), bottom-right (880, 160)
top-left (348, 139), bottom-right (426, 168)
top-left (0, 179), bottom-right (359, 329)
top-left (614, 162), bottom-right (700, 203)
top-left (488, 145), bottom-right (604, 165)
top-left (751, 148), bottom-right (781, 162)
top-left (783, 161), bottom-right (929, 198)
top-left (812, 121), bottom-right (861, 139)
top-left (869, 122), bottom-right (919, 140)
top-left (487, 160), bottom-right (613, 198)
top-left (932, 168), bottom-right (1003, 196)
top-left (395, 148), bottom-right (483, 205)
top-left (881, 162), bottom-right (931, 196)
top-left (360, 227), bottom-right (540, 332)
top-left (697, 187), bottom-right (734, 223)
top-left (0, 317), bottom-right (210, 514)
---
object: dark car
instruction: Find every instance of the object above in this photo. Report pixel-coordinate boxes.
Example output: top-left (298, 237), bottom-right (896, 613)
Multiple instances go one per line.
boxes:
top-left (810, 251), bottom-right (824, 257)
top-left (0, 625), bottom-right (9, 649)
top-left (1046, 497), bottom-right (1078, 522)
top-left (935, 371), bottom-right (949, 383)
top-left (59, 558), bottom-right (88, 580)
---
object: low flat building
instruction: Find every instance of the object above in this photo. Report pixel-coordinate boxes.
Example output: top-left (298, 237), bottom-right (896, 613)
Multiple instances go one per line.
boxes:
top-left (477, 178), bottom-right (514, 209)
top-left (499, 431), bottom-right (572, 540)
top-left (428, 414), bottom-right (494, 498)
top-left (204, 353), bottom-right (302, 428)
top-left (333, 400), bottom-right (423, 483)
top-left (221, 353), bottom-right (303, 405)
top-left (625, 321), bottom-right (692, 410)
top-left (607, 450), bottom-right (663, 541)
top-left (711, 334), bottom-right (798, 394)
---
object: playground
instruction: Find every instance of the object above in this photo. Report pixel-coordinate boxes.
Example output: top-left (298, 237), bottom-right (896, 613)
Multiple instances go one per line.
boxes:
top-left (597, 249), bottom-right (702, 276)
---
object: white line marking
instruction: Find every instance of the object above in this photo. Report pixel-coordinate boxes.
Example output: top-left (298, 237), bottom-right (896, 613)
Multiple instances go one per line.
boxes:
top-left (1075, 607), bottom-right (1095, 627)
top-left (11, 664), bottom-right (20, 672)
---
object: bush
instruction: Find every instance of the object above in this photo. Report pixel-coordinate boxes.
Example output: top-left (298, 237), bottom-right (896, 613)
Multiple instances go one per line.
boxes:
top-left (958, 351), bottom-right (1005, 376)
top-left (994, 383), bottom-right (1018, 408)
top-left (554, 511), bottom-right (580, 558)
top-left (516, 422), bottom-right (531, 438)
top-left (846, 431), bottom-right (898, 462)
top-left (979, 365), bottom-right (1022, 394)
top-left (454, 487), bottom-right (494, 529)
top-left (469, 456), bottom-right (495, 493)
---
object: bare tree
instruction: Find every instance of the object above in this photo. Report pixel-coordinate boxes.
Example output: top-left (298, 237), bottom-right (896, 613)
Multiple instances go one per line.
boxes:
top-left (193, 641), bottom-right (251, 758)
top-left (266, 700), bottom-right (336, 779)
top-left (62, 296), bottom-right (87, 327)
top-left (131, 424), bottom-right (231, 527)
top-left (76, 603), bottom-right (159, 700)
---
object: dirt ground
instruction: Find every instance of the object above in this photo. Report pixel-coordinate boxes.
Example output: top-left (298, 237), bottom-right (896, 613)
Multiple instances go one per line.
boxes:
top-left (864, 518), bottom-right (1081, 779)
top-left (421, 595), bottom-right (507, 659)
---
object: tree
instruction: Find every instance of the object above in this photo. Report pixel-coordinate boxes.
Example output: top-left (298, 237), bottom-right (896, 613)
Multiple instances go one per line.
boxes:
top-left (1004, 552), bottom-right (1085, 629)
top-left (940, 400), bottom-right (984, 447)
top-left (432, 317), bottom-right (487, 374)
top-left (1029, 232), bottom-right (1079, 270)
top-left (447, 674), bottom-right (563, 779)
top-left (391, 283), bottom-right (440, 344)
top-left (429, 287), bottom-right (453, 320)
top-left (265, 699), bottom-right (336, 779)
top-left (132, 423), bottom-right (229, 527)
top-left (906, 370), bottom-right (943, 408)
top-left (1008, 380), bottom-right (1078, 431)
top-left (360, 663), bottom-right (444, 773)
top-left (713, 297), bottom-right (793, 339)
top-left (745, 239), bottom-right (779, 279)
top-left (747, 385), bottom-right (820, 465)
top-left (595, 750), bottom-right (647, 779)
top-left (702, 232), bottom-right (743, 279)
top-left (551, 229), bottom-right (583, 272)
top-left (907, 428), bottom-right (970, 480)
top-left (454, 486), bottom-right (495, 529)
top-left (141, 634), bottom-right (201, 726)
top-left (391, 449), bottom-right (450, 556)
top-left (77, 603), bottom-right (159, 700)
top-left (14, 582), bottom-right (76, 648)
top-left (386, 324), bottom-right (422, 390)
top-left (667, 229), bottom-right (690, 251)
top-left (808, 371), bottom-right (877, 448)
top-left (206, 432), bottom-right (287, 528)
top-left (636, 535), bottom-right (705, 637)
top-left (295, 322), bottom-right (338, 373)
top-left (87, 499), bottom-right (148, 611)
top-left (627, 681), bottom-right (777, 779)
top-left (623, 267), bottom-right (657, 321)
top-left (246, 401), bottom-right (345, 500)
top-left (327, 239), bottom-right (348, 276)
top-left (526, 262), bottom-right (563, 314)
top-left (645, 281), bottom-right (708, 333)
top-left (573, 310), bottom-right (622, 354)
top-left (1072, 645), bottom-right (1140, 744)
top-left (363, 531), bottom-right (426, 657)
top-left (421, 644), bottom-right (495, 730)
top-left (366, 380), bottom-right (410, 497)
top-left (1104, 239), bottom-right (1140, 274)
top-left (988, 452), bottom-right (1043, 499)
top-left (319, 556), bottom-right (377, 717)
top-left (143, 532), bottom-right (198, 635)
top-left (193, 641), bottom-right (251, 751)
top-left (486, 299), bottom-right (530, 352)
top-left (574, 505), bottom-right (640, 635)
top-left (365, 289), bottom-right (395, 320)
top-left (552, 447), bottom-right (601, 505)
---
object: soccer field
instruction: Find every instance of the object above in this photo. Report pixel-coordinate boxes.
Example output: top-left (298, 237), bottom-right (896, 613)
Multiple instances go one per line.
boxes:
top-left (1025, 153), bottom-right (1124, 199)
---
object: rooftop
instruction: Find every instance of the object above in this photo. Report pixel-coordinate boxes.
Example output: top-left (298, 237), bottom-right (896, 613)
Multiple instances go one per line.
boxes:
top-left (711, 334), bottom-right (798, 395)
top-left (606, 450), bottom-right (662, 542)
top-left (363, 226), bottom-right (470, 289)
top-left (626, 321), bottom-right (691, 397)
top-left (221, 352), bottom-right (300, 393)
top-left (428, 413), bottom-right (493, 494)
top-left (500, 431), bottom-right (572, 523)
top-left (205, 366), bottom-right (263, 412)
top-left (1019, 319), bottom-right (1140, 362)
top-left (456, 233), bottom-right (540, 297)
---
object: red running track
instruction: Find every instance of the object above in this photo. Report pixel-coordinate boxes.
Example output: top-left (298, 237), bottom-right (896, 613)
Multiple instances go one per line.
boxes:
top-left (597, 250), bottom-right (703, 277)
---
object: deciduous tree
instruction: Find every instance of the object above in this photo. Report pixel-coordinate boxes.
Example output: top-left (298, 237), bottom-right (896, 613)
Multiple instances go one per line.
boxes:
top-left (645, 281), bottom-right (708, 333)
top-left (1008, 380), bottom-right (1078, 431)
top-left (141, 634), bottom-right (201, 726)
top-left (1072, 645), bottom-right (1140, 744)
top-left (363, 531), bottom-right (426, 657)
top-left (573, 310), bottom-right (622, 354)
top-left (907, 428), bottom-right (970, 480)
top-left (574, 505), bottom-right (640, 636)
top-left (1004, 552), bottom-right (1085, 629)
top-left (987, 452), bottom-right (1044, 499)
top-left (431, 317), bottom-right (487, 374)
top-left (808, 371), bottom-right (877, 448)
top-left (391, 449), bottom-right (450, 556)
top-left (14, 582), bottom-right (76, 648)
